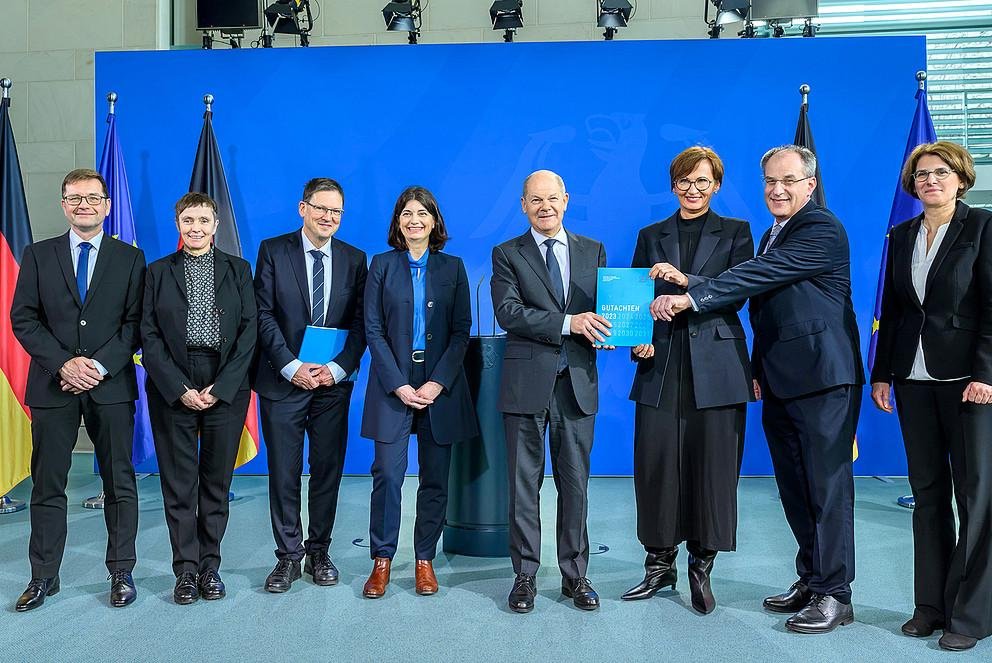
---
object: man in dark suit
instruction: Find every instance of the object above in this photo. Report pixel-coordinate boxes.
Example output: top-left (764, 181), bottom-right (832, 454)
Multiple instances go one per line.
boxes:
top-left (491, 169), bottom-right (612, 613)
top-left (253, 178), bottom-right (367, 593)
top-left (10, 168), bottom-right (146, 611)
top-left (651, 145), bottom-right (864, 633)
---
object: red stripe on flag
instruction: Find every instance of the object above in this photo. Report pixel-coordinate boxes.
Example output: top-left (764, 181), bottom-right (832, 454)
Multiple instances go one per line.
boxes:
top-left (0, 235), bottom-right (31, 415)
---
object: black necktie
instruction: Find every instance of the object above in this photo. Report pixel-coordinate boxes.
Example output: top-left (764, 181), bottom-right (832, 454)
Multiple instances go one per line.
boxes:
top-left (543, 238), bottom-right (565, 307)
top-left (309, 249), bottom-right (325, 326)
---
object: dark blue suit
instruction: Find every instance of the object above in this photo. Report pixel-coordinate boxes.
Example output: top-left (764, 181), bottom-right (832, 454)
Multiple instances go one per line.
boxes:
top-left (361, 249), bottom-right (478, 560)
top-left (687, 199), bottom-right (864, 601)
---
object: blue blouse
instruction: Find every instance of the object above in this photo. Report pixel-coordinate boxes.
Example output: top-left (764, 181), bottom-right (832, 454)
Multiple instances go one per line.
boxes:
top-left (409, 251), bottom-right (429, 351)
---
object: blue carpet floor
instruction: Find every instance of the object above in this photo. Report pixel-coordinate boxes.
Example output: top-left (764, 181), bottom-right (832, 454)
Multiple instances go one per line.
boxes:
top-left (0, 454), bottom-right (983, 662)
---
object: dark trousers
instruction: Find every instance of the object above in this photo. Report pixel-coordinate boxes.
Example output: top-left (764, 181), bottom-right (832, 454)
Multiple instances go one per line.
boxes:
top-left (369, 360), bottom-right (452, 561)
top-left (895, 379), bottom-right (992, 639)
top-left (146, 349), bottom-right (250, 576)
top-left (28, 396), bottom-right (137, 577)
top-left (762, 384), bottom-right (860, 602)
top-left (504, 371), bottom-right (595, 579)
top-left (261, 381), bottom-right (353, 561)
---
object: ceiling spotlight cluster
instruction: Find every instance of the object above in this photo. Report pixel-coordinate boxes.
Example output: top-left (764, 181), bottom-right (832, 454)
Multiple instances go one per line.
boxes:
top-left (704, 1), bottom-right (819, 39)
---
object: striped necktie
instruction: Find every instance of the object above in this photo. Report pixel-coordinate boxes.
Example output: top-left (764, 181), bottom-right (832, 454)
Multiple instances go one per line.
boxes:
top-left (309, 249), bottom-right (325, 326)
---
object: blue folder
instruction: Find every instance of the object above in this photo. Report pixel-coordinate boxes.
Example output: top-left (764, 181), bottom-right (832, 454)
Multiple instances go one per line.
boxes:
top-left (299, 326), bottom-right (348, 365)
top-left (595, 268), bottom-right (654, 347)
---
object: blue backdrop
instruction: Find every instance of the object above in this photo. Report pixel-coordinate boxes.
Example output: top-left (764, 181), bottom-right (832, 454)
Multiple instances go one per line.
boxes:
top-left (95, 36), bottom-right (926, 477)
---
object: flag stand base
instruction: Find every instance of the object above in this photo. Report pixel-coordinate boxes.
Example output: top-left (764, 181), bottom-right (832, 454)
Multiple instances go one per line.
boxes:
top-left (0, 495), bottom-right (27, 514)
top-left (897, 494), bottom-right (915, 509)
top-left (83, 474), bottom-right (150, 509)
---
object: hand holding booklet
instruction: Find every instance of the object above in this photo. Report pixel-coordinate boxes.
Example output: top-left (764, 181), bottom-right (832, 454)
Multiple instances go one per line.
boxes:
top-left (595, 268), bottom-right (654, 347)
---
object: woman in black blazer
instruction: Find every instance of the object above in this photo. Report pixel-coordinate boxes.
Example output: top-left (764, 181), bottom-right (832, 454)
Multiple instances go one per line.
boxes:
top-left (360, 186), bottom-right (478, 598)
top-left (870, 141), bottom-right (992, 652)
top-left (141, 193), bottom-right (257, 605)
top-left (623, 147), bottom-right (754, 614)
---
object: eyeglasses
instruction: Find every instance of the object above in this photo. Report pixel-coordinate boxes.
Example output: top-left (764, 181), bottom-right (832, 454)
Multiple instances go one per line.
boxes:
top-left (303, 201), bottom-right (344, 219)
top-left (675, 177), bottom-right (713, 192)
top-left (763, 176), bottom-right (814, 187)
top-left (63, 194), bottom-right (108, 206)
top-left (912, 167), bottom-right (955, 183)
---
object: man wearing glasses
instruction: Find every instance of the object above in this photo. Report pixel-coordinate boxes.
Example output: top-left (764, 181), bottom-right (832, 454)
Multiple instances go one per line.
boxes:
top-left (11, 168), bottom-right (146, 610)
top-left (650, 145), bottom-right (864, 634)
top-left (253, 178), bottom-right (367, 593)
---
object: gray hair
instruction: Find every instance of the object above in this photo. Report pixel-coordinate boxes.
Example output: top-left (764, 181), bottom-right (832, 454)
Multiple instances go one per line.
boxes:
top-left (760, 145), bottom-right (817, 178)
top-left (522, 170), bottom-right (566, 198)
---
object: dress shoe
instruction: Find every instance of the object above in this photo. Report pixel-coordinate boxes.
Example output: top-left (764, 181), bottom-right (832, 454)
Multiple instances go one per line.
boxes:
top-left (939, 632), bottom-right (978, 651)
top-left (901, 615), bottom-right (944, 638)
top-left (109, 569), bottom-right (137, 608)
top-left (304, 551), bottom-right (339, 586)
top-left (621, 548), bottom-right (677, 601)
top-left (363, 557), bottom-right (391, 598)
top-left (508, 574), bottom-right (536, 613)
top-left (561, 577), bottom-right (600, 611)
top-left (763, 581), bottom-right (811, 613)
top-left (198, 569), bottom-right (226, 600)
top-left (415, 559), bottom-right (438, 595)
top-left (688, 549), bottom-right (717, 615)
top-left (173, 572), bottom-right (199, 605)
top-left (785, 594), bottom-right (854, 634)
top-left (264, 559), bottom-right (302, 593)
top-left (15, 577), bottom-right (60, 612)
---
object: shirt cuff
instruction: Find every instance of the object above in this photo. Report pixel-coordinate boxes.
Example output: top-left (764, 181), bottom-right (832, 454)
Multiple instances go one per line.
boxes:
top-left (91, 359), bottom-right (108, 377)
top-left (280, 359), bottom-right (303, 382)
top-left (562, 314), bottom-right (572, 336)
top-left (685, 293), bottom-right (700, 312)
top-left (327, 362), bottom-right (347, 384)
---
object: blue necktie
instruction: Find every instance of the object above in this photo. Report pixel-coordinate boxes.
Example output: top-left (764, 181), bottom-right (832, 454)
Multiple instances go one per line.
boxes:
top-left (309, 249), bottom-right (325, 326)
top-left (764, 222), bottom-right (784, 254)
top-left (77, 242), bottom-right (92, 302)
top-left (543, 238), bottom-right (565, 308)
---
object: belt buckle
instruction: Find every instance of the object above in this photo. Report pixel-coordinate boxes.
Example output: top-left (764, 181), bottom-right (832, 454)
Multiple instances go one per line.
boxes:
top-left (412, 350), bottom-right (425, 363)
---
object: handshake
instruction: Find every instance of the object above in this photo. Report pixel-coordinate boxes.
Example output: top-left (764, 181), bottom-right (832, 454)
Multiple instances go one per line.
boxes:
top-left (647, 262), bottom-right (693, 322)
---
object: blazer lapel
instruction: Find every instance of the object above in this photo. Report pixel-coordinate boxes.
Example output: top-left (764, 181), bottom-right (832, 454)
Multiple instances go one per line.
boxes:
top-left (214, 249), bottom-right (232, 294)
top-left (517, 232), bottom-right (561, 309)
top-left (894, 216), bottom-right (923, 310)
top-left (83, 236), bottom-right (114, 309)
top-left (287, 232), bottom-right (311, 310)
top-left (169, 251), bottom-right (188, 302)
top-left (924, 202), bottom-right (968, 302)
top-left (756, 227), bottom-right (772, 255)
top-left (425, 252), bottom-right (438, 330)
top-left (564, 230), bottom-right (585, 308)
top-left (325, 238), bottom-right (348, 323)
top-left (689, 211), bottom-right (722, 275)
top-left (657, 213), bottom-right (680, 270)
top-left (55, 233), bottom-right (82, 307)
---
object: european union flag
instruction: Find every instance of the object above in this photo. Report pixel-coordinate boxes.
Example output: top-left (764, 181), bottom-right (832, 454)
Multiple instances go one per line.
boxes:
top-left (98, 109), bottom-right (156, 469)
top-left (867, 86), bottom-right (937, 370)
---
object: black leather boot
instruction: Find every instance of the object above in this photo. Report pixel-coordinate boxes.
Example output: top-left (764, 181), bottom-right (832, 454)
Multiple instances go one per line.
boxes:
top-left (688, 546), bottom-right (717, 614)
top-left (621, 547), bottom-right (677, 600)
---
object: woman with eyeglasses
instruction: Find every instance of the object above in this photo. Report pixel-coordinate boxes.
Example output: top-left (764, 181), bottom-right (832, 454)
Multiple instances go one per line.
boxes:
top-left (870, 141), bottom-right (992, 652)
top-left (622, 146), bottom-right (754, 614)
top-left (360, 186), bottom-right (479, 599)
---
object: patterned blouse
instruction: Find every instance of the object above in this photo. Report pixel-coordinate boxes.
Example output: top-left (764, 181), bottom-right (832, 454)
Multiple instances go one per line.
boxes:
top-left (184, 247), bottom-right (221, 350)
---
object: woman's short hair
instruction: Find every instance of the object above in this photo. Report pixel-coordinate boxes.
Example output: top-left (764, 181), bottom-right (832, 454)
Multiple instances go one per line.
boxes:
top-left (387, 186), bottom-right (449, 252)
top-left (175, 192), bottom-right (219, 222)
top-left (669, 146), bottom-right (725, 186)
top-left (901, 141), bottom-right (976, 199)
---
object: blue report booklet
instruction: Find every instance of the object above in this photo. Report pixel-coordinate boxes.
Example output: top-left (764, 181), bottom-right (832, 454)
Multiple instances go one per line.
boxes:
top-left (596, 268), bottom-right (654, 347)
top-left (299, 326), bottom-right (348, 365)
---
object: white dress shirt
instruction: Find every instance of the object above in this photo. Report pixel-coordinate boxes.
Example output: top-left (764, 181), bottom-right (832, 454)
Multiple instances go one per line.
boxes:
top-left (280, 230), bottom-right (347, 384)
top-left (530, 227), bottom-right (573, 335)
top-left (909, 222), bottom-right (968, 381)
top-left (69, 230), bottom-right (107, 376)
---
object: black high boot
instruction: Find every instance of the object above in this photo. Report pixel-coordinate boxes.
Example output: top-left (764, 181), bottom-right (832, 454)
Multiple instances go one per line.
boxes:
top-left (621, 547), bottom-right (678, 600)
top-left (687, 543), bottom-right (717, 614)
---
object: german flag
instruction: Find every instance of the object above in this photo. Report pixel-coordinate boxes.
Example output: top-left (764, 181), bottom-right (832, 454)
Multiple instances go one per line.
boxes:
top-left (0, 90), bottom-right (34, 495)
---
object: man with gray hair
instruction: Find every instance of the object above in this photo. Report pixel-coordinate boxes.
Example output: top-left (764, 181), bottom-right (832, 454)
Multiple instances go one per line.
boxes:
top-left (649, 145), bottom-right (864, 633)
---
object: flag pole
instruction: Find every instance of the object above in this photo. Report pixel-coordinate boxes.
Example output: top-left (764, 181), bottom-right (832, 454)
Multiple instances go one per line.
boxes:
top-left (0, 78), bottom-right (28, 515)
top-left (800, 83), bottom-right (809, 108)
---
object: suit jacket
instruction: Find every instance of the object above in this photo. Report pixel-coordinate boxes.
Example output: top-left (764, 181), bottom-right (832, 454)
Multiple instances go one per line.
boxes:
top-left (870, 201), bottom-right (992, 385)
top-left (491, 229), bottom-right (605, 415)
top-left (687, 200), bottom-right (864, 400)
top-left (252, 229), bottom-right (368, 399)
top-left (629, 211), bottom-right (755, 409)
top-left (10, 232), bottom-right (146, 407)
top-left (360, 249), bottom-right (479, 445)
top-left (140, 248), bottom-right (257, 405)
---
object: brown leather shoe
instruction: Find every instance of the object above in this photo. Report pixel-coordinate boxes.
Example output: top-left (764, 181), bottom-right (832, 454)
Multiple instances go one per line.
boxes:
top-left (363, 557), bottom-right (391, 598)
top-left (415, 559), bottom-right (438, 595)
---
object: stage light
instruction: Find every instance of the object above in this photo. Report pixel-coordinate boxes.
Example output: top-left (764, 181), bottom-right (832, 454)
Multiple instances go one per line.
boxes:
top-left (598, 0), bottom-right (633, 40)
top-left (491, 0), bottom-right (523, 42)
top-left (383, 0), bottom-right (422, 43)
top-left (263, 0), bottom-right (314, 46)
top-left (802, 17), bottom-right (818, 36)
top-left (704, 0), bottom-right (748, 40)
